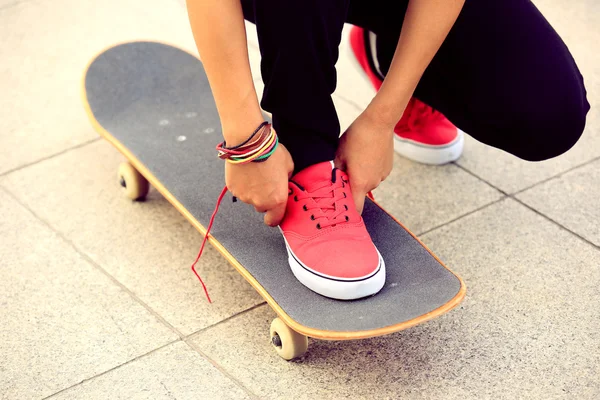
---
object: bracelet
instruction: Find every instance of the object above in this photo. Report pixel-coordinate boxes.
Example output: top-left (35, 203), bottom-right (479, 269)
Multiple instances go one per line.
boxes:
top-left (216, 122), bottom-right (278, 164)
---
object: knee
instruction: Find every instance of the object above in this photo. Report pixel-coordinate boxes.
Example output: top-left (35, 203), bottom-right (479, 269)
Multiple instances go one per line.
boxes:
top-left (504, 87), bottom-right (590, 162)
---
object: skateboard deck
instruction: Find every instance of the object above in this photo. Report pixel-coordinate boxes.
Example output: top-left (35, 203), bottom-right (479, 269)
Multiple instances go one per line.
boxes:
top-left (82, 41), bottom-right (466, 359)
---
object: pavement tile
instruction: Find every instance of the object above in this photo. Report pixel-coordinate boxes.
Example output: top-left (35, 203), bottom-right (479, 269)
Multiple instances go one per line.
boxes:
top-left (190, 199), bottom-right (599, 400)
top-left (455, 0), bottom-right (600, 194)
top-left (50, 341), bottom-right (251, 400)
top-left (0, 0), bottom-right (197, 175)
top-left (0, 189), bottom-right (177, 400)
top-left (373, 159), bottom-right (503, 235)
top-left (1, 141), bottom-right (263, 336)
top-left (421, 198), bottom-right (600, 398)
top-left (516, 158), bottom-right (600, 247)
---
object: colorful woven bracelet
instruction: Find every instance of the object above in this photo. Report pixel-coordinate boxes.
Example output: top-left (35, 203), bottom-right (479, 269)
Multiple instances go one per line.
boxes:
top-left (216, 122), bottom-right (278, 164)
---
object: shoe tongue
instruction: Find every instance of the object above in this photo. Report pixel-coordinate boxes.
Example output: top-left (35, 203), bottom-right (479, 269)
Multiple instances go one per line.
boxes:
top-left (291, 161), bottom-right (334, 192)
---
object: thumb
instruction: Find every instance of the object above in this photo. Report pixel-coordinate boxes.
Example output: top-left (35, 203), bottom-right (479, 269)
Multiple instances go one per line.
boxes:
top-left (264, 201), bottom-right (286, 227)
top-left (353, 186), bottom-right (367, 215)
top-left (333, 155), bottom-right (345, 170)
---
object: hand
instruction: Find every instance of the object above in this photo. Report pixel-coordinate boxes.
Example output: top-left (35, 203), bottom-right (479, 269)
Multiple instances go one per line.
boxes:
top-left (334, 110), bottom-right (395, 214)
top-left (225, 141), bottom-right (294, 226)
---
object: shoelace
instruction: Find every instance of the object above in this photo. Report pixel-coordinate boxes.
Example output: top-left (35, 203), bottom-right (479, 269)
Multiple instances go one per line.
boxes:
top-left (293, 176), bottom-right (350, 229)
top-left (190, 185), bottom-right (228, 303)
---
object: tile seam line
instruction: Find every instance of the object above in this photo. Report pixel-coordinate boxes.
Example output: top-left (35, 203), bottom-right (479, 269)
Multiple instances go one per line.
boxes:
top-left (512, 154), bottom-right (600, 196)
top-left (453, 161), bottom-right (510, 196)
top-left (417, 196), bottom-right (507, 237)
top-left (454, 155), bottom-right (600, 249)
top-left (510, 196), bottom-right (600, 251)
top-left (0, 185), bottom-right (183, 339)
top-left (454, 154), bottom-right (600, 196)
top-left (183, 339), bottom-right (262, 400)
top-left (416, 191), bottom-right (599, 252)
top-left (184, 302), bottom-right (268, 340)
top-left (0, 137), bottom-right (101, 178)
top-left (42, 339), bottom-right (181, 400)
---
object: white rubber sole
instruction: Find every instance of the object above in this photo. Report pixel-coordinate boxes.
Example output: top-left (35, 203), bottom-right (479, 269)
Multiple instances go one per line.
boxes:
top-left (393, 130), bottom-right (465, 165)
top-left (280, 233), bottom-right (386, 300)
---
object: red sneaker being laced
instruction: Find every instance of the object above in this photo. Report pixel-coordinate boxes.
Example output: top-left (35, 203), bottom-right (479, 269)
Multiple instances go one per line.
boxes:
top-left (279, 162), bottom-right (385, 300)
top-left (190, 163), bottom-right (385, 302)
top-left (349, 26), bottom-right (464, 165)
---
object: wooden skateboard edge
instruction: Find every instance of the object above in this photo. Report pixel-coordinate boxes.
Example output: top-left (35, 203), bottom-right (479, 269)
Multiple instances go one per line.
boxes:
top-left (81, 41), bottom-right (466, 341)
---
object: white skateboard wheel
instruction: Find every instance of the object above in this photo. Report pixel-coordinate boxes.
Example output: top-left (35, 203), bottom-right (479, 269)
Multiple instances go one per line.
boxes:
top-left (270, 318), bottom-right (308, 360)
top-left (117, 162), bottom-right (149, 200)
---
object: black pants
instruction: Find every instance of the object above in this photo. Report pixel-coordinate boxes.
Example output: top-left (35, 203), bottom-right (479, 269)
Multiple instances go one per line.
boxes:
top-left (242, 0), bottom-right (590, 172)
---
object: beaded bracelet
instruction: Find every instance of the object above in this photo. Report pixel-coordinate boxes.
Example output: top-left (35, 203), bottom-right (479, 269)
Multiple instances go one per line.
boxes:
top-left (216, 122), bottom-right (278, 164)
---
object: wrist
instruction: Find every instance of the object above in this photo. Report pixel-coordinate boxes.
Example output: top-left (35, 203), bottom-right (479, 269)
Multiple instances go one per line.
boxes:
top-left (363, 97), bottom-right (407, 131)
top-left (218, 122), bottom-right (279, 165)
top-left (366, 76), bottom-right (416, 128)
top-left (222, 117), bottom-right (264, 146)
top-left (220, 92), bottom-right (264, 146)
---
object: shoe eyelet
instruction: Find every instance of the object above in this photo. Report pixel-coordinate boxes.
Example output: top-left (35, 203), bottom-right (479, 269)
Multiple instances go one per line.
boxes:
top-left (345, 216), bottom-right (349, 222)
top-left (294, 195), bottom-right (298, 202)
top-left (303, 205), bottom-right (308, 211)
top-left (288, 189), bottom-right (293, 196)
top-left (310, 215), bottom-right (315, 221)
top-left (316, 223), bottom-right (321, 230)
top-left (344, 205), bottom-right (348, 211)
top-left (342, 182), bottom-right (345, 188)
top-left (343, 192), bottom-right (347, 198)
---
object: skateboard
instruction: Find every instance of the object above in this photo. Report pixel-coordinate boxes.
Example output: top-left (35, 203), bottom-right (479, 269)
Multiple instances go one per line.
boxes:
top-left (81, 41), bottom-right (466, 360)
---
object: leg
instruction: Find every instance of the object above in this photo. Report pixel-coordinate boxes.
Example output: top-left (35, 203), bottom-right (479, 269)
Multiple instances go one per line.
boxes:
top-left (242, 0), bottom-right (349, 171)
top-left (243, 2), bottom-right (384, 302)
top-left (348, 0), bottom-right (590, 161)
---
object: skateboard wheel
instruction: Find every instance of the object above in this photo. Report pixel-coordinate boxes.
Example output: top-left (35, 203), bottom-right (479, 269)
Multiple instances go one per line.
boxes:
top-left (269, 318), bottom-right (308, 360)
top-left (117, 162), bottom-right (149, 200)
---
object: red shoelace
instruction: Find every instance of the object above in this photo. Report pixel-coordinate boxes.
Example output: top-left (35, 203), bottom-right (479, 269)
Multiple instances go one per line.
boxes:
top-left (293, 174), bottom-right (350, 229)
top-left (190, 185), bottom-right (228, 303)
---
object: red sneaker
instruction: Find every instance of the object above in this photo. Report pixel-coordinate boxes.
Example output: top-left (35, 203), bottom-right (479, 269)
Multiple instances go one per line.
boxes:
top-left (280, 162), bottom-right (385, 300)
top-left (349, 26), bottom-right (464, 165)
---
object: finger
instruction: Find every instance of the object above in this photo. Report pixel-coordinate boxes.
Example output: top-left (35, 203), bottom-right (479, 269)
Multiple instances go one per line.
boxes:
top-left (254, 205), bottom-right (268, 213)
top-left (264, 202), bottom-right (286, 227)
top-left (353, 187), bottom-right (367, 215)
top-left (333, 156), bottom-right (346, 171)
